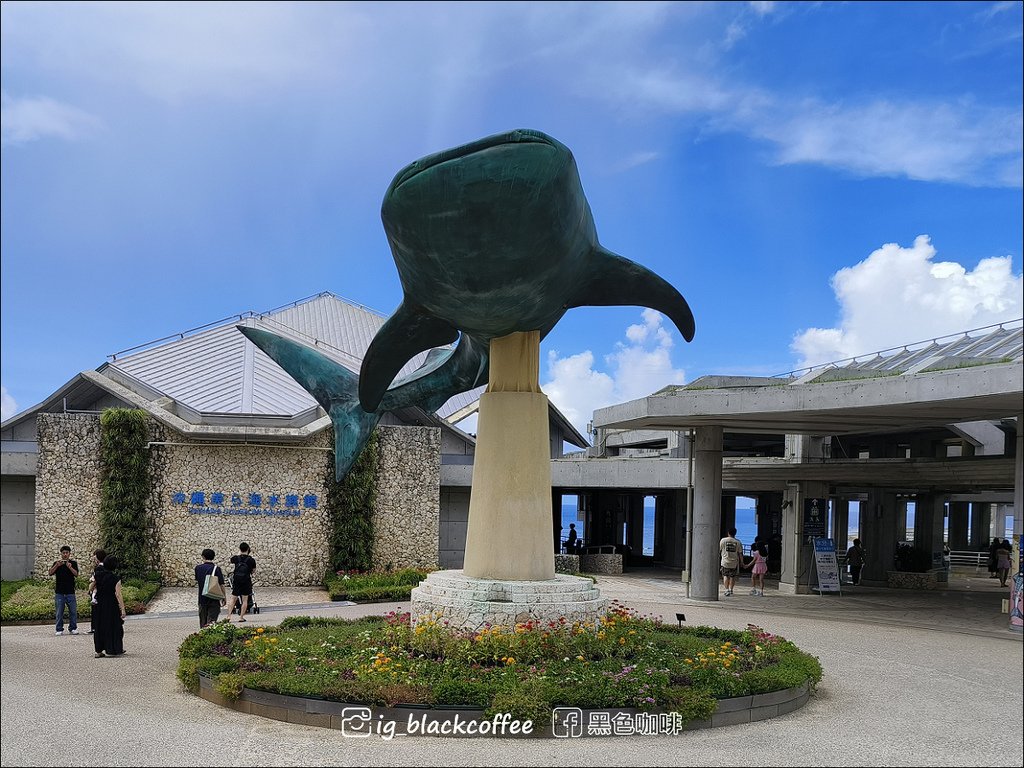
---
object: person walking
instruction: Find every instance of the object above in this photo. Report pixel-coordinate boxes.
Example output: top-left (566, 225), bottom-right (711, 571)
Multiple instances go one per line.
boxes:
top-left (719, 528), bottom-right (743, 597)
top-left (988, 537), bottom-right (1001, 578)
top-left (92, 555), bottom-right (126, 657)
top-left (195, 549), bottom-right (226, 628)
top-left (226, 543), bottom-right (257, 622)
top-left (745, 539), bottom-right (769, 596)
top-left (48, 546), bottom-right (79, 636)
top-left (995, 539), bottom-right (1013, 588)
top-left (846, 538), bottom-right (865, 586)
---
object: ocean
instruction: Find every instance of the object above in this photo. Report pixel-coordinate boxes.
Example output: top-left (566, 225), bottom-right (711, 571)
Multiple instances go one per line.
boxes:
top-left (560, 502), bottom-right (866, 556)
top-left (560, 503), bottom-right (762, 556)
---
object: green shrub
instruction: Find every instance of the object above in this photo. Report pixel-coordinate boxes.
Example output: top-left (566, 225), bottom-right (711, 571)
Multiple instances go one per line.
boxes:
top-left (98, 409), bottom-right (153, 579)
top-left (214, 671), bottom-right (247, 700)
top-left (324, 568), bottom-right (430, 602)
top-left (0, 579), bottom-right (159, 622)
top-left (325, 430), bottom-right (379, 572)
top-left (487, 678), bottom-right (552, 725)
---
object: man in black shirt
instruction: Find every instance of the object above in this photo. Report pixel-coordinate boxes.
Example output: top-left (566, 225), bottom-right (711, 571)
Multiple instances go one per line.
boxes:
top-left (48, 545), bottom-right (79, 635)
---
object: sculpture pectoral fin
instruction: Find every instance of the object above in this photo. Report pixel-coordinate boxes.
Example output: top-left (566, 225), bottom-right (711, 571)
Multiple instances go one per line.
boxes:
top-left (358, 301), bottom-right (459, 412)
top-left (570, 246), bottom-right (696, 342)
top-left (236, 325), bottom-right (380, 480)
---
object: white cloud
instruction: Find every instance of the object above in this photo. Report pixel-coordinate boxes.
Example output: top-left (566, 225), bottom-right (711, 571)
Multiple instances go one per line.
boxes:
top-left (791, 235), bottom-right (1024, 367)
top-left (1, 90), bottom-right (101, 146)
top-left (544, 311), bottom-right (686, 435)
top-left (752, 99), bottom-right (1023, 187)
top-left (1, 386), bottom-right (18, 421)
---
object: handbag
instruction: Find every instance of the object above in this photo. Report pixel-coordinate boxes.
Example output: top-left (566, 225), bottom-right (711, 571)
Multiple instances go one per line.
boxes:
top-left (202, 565), bottom-right (225, 599)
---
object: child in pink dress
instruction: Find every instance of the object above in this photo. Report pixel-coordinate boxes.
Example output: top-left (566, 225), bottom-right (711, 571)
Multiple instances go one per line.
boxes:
top-left (747, 541), bottom-right (768, 596)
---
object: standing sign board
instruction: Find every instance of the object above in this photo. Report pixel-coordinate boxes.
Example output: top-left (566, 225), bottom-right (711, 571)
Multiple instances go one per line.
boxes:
top-left (812, 537), bottom-right (842, 594)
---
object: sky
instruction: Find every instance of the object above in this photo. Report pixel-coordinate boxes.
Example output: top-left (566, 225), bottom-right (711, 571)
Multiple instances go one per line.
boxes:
top-left (2, 1), bottom-right (1022, 435)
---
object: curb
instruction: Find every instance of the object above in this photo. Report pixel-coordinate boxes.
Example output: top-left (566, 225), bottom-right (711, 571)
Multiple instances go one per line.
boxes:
top-left (197, 674), bottom-right (811, 737)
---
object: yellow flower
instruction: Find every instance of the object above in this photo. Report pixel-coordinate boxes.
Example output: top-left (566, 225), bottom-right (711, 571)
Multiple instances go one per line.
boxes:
top-left (256, 627), bottom-right (265, 634)
top-left (270, 638), bottom-right (278, 644)
top-left (506, 657), bottom-right (515, 665)
top-left (576, 655), bottom-right (584, 661)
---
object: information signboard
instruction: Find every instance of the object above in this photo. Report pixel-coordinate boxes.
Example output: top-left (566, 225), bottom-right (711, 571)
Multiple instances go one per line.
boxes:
top-left (813, 537), bottom-right (842, 594)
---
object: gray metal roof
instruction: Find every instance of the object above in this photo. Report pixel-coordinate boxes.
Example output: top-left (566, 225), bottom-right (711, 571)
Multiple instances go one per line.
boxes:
top-left (104, 292), bottom-right (438, 418)
top-left (594, 319), bottom-right (1024, 437)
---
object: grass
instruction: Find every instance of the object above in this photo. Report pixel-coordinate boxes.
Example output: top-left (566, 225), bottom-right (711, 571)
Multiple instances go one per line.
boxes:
top-left (1, 577), bottom-right (161, 622)
top-left (323, 567), bottom-right (431, 602)
top-left (177, 602), bottom-right (822, 727)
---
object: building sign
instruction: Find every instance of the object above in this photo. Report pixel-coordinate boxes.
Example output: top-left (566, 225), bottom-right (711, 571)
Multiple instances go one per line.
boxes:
top-left (813, 537), bottom-right (842, 593)
top-left (171, 490), bottom-right (317, 517)
top-left (803, 498), bottom-right (828, 539)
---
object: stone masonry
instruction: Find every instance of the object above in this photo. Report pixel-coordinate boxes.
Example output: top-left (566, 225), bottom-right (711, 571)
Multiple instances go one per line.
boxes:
top-left (33, 414), bottom-right (441, 585)
top-left (372, 427), bottom-right (440, 571)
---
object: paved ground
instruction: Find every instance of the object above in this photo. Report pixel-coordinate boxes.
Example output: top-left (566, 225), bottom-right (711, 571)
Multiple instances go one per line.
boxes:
top-left (2, 572), bottom-right (1021, 767)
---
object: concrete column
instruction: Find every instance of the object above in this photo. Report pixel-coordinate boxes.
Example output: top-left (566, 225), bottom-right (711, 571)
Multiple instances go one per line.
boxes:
top-left (778, 481), bottom-right (830, 594)
top-left (720, 495), bottom-right (737, 538)
top-left (688, 426), bottom-right (723, 601)
top-left (463, 332), bottom-right (554, 581)
top-left (832, 498), bottom-right (850, 548)
top-left (860, 490), bottom-right (899, 585)
top-left (628, 495), bottom-right (645, 556)
top-left (895, 498), bottom-right (908, 542)
top-left (1014, 414), bottom-right (1022, 576)
top-left (948, 501), bottom-right (970, 551)
top-left (914, 494), bottom-right (946, 554)
top-left (970, 502), bottom-right (992, 549)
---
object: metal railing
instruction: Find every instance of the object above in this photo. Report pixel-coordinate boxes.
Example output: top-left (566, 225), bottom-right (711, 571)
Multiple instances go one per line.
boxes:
top-left (947, 550), bottom-right (991, 573)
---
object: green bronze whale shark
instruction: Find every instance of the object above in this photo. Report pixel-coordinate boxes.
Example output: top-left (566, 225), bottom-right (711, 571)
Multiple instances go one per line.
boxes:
top-left (239, 128), bottom-right (695, 480)
top-left (359, 128), bottom-right (694, 411)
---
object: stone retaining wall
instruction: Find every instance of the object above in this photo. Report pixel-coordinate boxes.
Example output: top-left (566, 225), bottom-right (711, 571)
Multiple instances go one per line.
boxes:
top-left (198, 674), bottom-right (812, 735)
top-left (885, 570), bottom-right (939, 590)
top-left (579, 553), bottom-right (623, 575)
top-left (33, 414), bottom-right (440, 584)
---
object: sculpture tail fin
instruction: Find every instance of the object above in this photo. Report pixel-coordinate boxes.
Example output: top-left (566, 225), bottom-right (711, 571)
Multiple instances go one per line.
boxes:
top-left (571, 245), bottom-right (696, 342)
top-left (236, 325), bottom-right (381, 481)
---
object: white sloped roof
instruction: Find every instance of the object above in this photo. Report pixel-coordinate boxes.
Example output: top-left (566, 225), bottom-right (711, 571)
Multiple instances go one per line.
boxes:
top-left (105, 292), bottom-right (433, 418)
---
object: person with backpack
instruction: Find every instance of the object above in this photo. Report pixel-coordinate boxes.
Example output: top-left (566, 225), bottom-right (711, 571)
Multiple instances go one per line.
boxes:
top-left (719, 528), bottom-right (743, 597)
top-left (226, 542), bottom-right (257, 622)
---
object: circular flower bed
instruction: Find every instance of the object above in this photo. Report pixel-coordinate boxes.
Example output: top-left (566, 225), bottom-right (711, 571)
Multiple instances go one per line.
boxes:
top-left (177, 602), bottom-right (821, 727)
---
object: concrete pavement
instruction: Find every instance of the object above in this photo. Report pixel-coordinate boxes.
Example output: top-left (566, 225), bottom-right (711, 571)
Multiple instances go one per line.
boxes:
top-left (1, 572), bottom-right (1021, 767)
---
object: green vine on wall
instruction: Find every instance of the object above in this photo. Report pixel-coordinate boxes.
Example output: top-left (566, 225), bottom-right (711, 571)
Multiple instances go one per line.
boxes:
top-left (98, 408), bottom-right (152, 579)
top-left (325, 429), bottom-right (379, 573)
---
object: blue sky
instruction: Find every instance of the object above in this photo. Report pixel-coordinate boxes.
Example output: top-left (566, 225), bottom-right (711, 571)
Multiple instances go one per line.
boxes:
top-left (2, 1), bottom-right (1022, 432)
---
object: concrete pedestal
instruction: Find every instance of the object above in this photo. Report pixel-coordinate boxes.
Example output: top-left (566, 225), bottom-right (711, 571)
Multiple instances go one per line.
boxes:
top-left (411, 570), bottom-right (607, 630)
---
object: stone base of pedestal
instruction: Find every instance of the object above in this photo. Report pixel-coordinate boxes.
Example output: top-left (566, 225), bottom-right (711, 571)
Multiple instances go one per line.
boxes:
top-left (411, 570), bottom-right (608, 630)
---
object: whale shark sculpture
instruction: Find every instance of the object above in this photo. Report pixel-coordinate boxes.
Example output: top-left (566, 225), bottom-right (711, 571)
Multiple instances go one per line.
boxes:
top-left (360, 128), bottom-right (695, 411)
top-left (239, 128), bottom-right (695, 480)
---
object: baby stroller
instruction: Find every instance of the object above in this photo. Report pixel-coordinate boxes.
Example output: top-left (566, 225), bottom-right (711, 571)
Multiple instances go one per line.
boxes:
top-left (226, 570), bottom-right (260, 615)
top-left (229, 591), bottom-right (260, 615)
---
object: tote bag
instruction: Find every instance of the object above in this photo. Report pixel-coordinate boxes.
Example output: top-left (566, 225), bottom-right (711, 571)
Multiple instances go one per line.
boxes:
top-left (202, 566), bottom-right (225, 599)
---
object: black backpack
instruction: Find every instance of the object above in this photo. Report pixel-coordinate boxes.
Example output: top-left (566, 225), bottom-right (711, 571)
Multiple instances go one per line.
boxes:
top-left (233, 556), bottom-right (251, 578)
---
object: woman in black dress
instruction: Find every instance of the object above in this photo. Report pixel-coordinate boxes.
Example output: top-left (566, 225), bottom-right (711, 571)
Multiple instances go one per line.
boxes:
top-left (92, 555), bottom-right (126, 657)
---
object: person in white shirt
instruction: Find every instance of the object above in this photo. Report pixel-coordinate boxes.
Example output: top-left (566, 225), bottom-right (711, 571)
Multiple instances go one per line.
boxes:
top-left (719, 528), bottom-right (743, 597)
